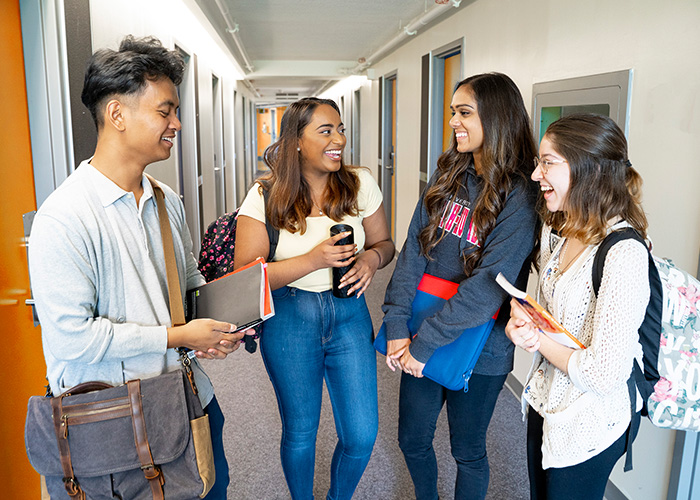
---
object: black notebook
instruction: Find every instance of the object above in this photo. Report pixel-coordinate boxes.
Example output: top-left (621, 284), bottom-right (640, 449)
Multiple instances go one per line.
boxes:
top-left (185, 257), bottom-right (274, 331)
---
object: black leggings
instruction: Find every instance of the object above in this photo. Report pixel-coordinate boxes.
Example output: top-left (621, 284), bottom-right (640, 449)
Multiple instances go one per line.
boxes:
top-left (526, 406), bottom-right (640, 500)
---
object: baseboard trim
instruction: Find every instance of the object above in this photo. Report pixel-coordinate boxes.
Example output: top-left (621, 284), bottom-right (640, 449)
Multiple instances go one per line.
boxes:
top-left (504, 373), bottom-right (523, 399)
top-left (504, 373), bottom-right (629, 500)
top-left (604, 479), bottom-right (629, 500)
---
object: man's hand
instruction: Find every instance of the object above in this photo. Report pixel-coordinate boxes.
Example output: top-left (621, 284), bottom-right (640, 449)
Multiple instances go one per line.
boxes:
top-left (193, 327), bottom-right (257, 359)
top-left (167, 319), bottom-right (246, 359)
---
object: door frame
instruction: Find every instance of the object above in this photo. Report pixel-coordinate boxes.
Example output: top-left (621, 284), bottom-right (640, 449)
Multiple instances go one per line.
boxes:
top-left (380, 71), bottom-right (398, 240)
top-left (174, 43), bottom-right (203, 251)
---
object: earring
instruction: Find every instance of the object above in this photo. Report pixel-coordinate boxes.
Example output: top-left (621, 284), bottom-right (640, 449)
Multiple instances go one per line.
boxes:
top-left (297, 147), bottom-right (301, 152)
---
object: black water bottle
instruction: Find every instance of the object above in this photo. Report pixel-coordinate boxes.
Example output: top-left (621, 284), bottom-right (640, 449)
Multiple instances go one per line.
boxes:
top-left (330, 224), bottom-right (355, 298)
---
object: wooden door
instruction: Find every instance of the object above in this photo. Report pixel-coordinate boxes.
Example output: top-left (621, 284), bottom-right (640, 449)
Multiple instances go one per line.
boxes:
top-left (0, 0), bottom-right (49, 496)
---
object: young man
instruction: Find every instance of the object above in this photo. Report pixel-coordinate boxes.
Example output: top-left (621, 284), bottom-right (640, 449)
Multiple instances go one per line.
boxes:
top-left (28, 35), bottom-right (241, 498)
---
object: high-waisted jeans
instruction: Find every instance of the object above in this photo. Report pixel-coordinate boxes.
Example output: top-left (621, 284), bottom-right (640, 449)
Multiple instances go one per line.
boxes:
top-left (260, 286), bottom-right (378, 500)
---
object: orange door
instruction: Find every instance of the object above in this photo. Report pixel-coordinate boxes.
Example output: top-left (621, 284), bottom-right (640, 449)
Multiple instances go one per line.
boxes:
top-left (256, 107), bottom-right (273, 170)
top-left (0, 0), bottom-right (48, 496)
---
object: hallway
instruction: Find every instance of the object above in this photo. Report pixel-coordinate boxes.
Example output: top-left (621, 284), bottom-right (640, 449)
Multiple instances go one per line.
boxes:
top-left (7, 1), bottom-right (700, 498)
top-left (202, 261), bottom-right (530, 499)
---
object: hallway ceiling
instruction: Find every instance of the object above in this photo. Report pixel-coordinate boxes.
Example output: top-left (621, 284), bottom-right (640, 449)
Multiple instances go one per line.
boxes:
top-left (193, 0), bottom-right (466, 105)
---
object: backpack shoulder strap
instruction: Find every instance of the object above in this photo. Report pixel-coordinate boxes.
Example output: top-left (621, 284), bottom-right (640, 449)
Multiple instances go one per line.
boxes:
top-left (591, 227), bottom-right (649, 472)
top-left (592, 228), bottom-right (663, 390)
top-left (261, 187), bottom-right (279, 262)
top-left (591, 226), bottom-right (661, 393)
top-left (592, 227), bottom-right (645, 297)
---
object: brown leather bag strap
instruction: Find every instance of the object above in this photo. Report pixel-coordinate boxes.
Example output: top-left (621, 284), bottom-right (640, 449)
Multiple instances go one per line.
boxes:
top-left (145, 174), bottom-right (199, 394)
top-left (127, 380), bottom-right (164, 500)
top-left (145, 174), bottom-right (185, 326)
top-left (63, 381), bottom-right (113, 396)
top-left (50, 396), bottom-right (85, 499)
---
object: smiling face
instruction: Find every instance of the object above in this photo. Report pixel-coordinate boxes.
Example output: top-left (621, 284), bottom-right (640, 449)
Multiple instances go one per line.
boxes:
top-left (449, 85), bottom-right (484, 160)
top-left (532, 134), bottom-right (571, 213)
top-left (298, 104), bottom-right (346, 177)
top-left (121, 77), bottom-right (181, 166)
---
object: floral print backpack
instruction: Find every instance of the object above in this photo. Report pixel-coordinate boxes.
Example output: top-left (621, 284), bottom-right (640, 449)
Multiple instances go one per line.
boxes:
top-left (198, 210), bottom-right (239, 282)
top-left (198, 189), bottom-right (278, 351)
top-left (593, 228), bottom-right (700, 432)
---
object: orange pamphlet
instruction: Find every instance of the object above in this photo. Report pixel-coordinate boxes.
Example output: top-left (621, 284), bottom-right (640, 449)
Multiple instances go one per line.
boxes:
top-left (186, 257), bottom-right (274, 331)
top-left (495, 272), bottom-right (585, 350)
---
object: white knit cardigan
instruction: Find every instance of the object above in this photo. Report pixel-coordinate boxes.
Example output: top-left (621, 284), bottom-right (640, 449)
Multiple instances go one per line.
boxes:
top-left (523, 222), bottom-right (649, 469)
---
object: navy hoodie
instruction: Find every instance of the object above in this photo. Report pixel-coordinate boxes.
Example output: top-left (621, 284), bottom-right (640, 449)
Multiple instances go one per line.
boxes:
top-left (382, 164), bottom-right (538, 376)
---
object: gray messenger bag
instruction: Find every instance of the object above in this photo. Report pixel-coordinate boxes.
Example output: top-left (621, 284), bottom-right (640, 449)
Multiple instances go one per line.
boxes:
top-left (25, 367), bottom-right (215, 499)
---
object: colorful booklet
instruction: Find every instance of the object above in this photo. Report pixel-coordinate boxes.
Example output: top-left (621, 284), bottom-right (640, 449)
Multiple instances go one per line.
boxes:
top-left (495, 272), bottom-right (585, 350)
top-left (186, 257), bottom-right (274, 331)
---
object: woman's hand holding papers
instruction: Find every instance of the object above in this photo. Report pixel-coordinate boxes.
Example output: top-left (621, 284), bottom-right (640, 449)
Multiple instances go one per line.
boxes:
top-left (505, 299), bottom-right (541, 353)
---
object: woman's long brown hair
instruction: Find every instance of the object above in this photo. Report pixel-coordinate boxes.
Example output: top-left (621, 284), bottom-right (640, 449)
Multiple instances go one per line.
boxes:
top-left (258, 97), bottom-right (360, 234)
top-left (418, 73), bottom-right (537, 275)
top-left (541, 113), bottom-right (647, 244)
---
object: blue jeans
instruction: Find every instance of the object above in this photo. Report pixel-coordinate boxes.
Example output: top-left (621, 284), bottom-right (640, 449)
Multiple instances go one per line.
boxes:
top-left (260, 287), bottom-right (378, 500)
top-left (398, 372), bottom-right (507, 500)
top-left (204, 395), bottom-right (229, 499)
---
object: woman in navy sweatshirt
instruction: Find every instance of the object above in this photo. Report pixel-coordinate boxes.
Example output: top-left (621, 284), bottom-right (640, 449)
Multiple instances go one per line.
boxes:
top-left (381, 72), bottom-right (539, 500)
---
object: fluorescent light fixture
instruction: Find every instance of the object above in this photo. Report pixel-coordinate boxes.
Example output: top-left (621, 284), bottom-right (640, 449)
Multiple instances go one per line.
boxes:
top-left (318, 76), bottom-right (368, 99)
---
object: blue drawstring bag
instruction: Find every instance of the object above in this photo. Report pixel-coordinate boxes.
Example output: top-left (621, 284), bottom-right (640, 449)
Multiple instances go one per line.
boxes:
top-left (375, 273), bottom-right (497, 392)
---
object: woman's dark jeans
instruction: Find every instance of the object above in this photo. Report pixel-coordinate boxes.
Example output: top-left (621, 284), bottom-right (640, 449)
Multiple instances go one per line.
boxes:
top-left (527, 405), bottom-right (640, 500)
top-left (398, 372), bottom-right (507, 500)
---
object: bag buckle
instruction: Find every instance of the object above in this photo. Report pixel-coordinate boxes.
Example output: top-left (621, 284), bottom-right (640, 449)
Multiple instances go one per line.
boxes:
top-left (62, 476), bottom-right (81, 496)
top-left (140, 463), bottom-right (160, 477)
top-left (141, 463), bottom-right (165, 488)
top-left (177, 348), bottom-right (199, 395)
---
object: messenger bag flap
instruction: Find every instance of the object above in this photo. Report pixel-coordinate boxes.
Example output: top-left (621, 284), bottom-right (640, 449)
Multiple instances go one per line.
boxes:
top-left (25, 370), bottom-right (192, 477)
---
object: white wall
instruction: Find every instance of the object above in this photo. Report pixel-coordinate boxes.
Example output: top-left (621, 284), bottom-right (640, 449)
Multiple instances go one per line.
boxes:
top-left (88, 0), bottom-right (256, 234)
top-left (359, 0), bottom-right (700, 498)
top-left (318, 76), bottom-right (377, 179)
top-left (366, 0), bottom-right (700, 271)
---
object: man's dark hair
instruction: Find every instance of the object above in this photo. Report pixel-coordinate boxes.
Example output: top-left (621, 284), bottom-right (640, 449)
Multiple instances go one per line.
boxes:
top-left (81, 35), bottom-right (185, 129)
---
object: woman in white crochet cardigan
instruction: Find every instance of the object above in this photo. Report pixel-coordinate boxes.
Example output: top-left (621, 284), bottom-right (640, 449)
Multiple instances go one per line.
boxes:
top-left (505, 113), bottom-right (650, 499)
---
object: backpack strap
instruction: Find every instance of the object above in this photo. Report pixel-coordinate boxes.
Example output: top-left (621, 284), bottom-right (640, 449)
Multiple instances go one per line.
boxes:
top-left (623, 375), bottom-right (636, 472)
top-left (591, 226), bottom-right (661, 472)
top-left (262, 187), bottom-right (278, 262)
top-left (593, 228), bottom-right (642, 472)
top-left (591, 227), bottom-right (645, 297)
top-left (591, 227), bottom-right (662, 398)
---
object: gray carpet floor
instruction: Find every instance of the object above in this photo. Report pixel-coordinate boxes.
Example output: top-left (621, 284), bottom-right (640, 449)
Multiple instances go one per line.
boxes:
top-left (202, 260), bottom-right (529, 499)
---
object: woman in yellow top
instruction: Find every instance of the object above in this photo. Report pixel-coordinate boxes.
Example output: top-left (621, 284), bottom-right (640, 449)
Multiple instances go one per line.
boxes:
top-left (234, 97), bottom-right (394, 500)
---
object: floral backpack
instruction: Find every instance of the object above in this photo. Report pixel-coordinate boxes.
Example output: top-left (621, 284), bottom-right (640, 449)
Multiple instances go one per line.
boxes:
top-left (593, 228), bottom-right (700, 432)
top-left (198, 189), bottom-right (278, 351)
top-left (198, 210), bottom-right (239, 282)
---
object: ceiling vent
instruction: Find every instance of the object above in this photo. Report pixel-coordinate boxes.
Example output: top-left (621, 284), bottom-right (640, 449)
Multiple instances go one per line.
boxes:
top-left (275, 92), bottom-right (299, 101)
